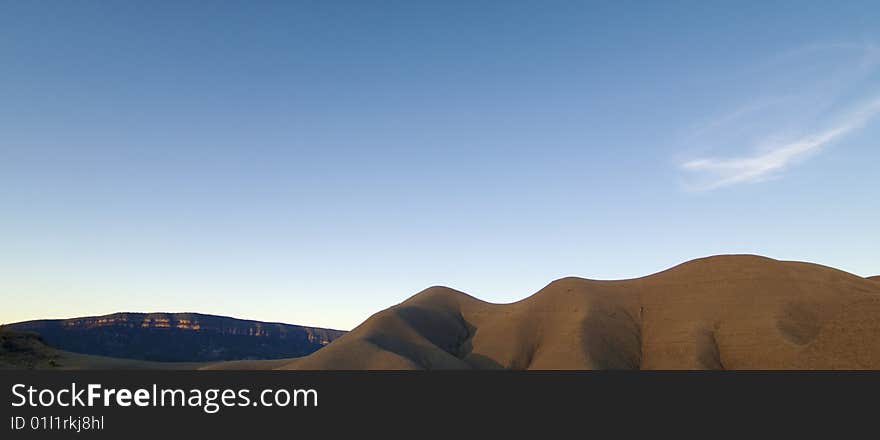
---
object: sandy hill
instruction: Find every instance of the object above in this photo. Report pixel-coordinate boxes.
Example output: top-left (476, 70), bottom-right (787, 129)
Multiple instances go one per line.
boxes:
top-left (206, 255), bottom-right (880, 370)
top-left (869, 275), bottom-right (880, 281)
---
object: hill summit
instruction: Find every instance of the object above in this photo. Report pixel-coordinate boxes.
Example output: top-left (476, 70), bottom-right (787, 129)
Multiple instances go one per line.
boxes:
top-left (210, 255), bottom-right (880, 370)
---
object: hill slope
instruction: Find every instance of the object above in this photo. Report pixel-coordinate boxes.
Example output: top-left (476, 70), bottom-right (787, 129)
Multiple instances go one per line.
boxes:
top-left (7, 313), bottom-right (345, 362)
top-left (208, 255), bottom-right (880, 370)
top-left (0, 329), bottom-right (202, 370)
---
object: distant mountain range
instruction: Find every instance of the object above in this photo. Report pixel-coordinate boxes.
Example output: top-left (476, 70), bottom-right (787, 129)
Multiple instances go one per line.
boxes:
top-left (5, 313), bottom-right (345, 362)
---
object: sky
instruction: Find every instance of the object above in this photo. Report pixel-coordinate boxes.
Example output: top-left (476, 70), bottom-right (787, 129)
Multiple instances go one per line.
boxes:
top-left (1, 1), bottom-right (879, 330)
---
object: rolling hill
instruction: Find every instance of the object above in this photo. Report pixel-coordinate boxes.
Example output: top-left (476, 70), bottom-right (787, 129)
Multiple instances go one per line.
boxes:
top-left (206, 255), bottom-right (880, 370)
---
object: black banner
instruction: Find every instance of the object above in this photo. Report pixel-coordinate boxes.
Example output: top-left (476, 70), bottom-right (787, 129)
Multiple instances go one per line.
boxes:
top-left (1, 371), bottom-right (875, 437)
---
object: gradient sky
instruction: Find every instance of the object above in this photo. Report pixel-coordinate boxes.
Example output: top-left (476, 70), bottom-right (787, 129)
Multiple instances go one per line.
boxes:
top-left (2, 1), bottom-right (879, 330)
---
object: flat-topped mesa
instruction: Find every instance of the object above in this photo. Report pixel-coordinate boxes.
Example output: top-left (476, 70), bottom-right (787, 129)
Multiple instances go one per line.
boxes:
top-left (7, 313), bottom-right (346, 362)
top-left (37, 312), bottom-right (342, 340)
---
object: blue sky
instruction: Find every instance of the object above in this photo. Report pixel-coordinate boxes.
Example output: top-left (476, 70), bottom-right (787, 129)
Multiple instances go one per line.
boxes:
top-left (2, 2), bottom-right (879, 329)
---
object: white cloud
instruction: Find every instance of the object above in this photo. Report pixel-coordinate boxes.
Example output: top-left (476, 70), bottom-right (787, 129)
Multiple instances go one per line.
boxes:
top-left (681, 98), bottom-right (880, 190)
top-left (679, 43), bottom-right (880, 191)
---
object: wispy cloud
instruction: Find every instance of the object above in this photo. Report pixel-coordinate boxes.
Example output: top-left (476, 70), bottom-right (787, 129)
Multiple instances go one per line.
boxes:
top-left (679, 43), bottom-right (880, 191)
top-left (681, 98), bottom-right (880, 190)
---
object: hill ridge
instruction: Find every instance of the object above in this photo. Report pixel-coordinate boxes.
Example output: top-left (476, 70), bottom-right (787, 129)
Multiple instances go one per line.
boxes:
top-left (207, 254), bottom-right (880, 370)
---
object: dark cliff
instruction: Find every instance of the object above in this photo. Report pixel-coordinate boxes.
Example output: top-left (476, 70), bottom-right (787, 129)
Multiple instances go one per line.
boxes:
top-left (6, 313), bottom-right (346, 362)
